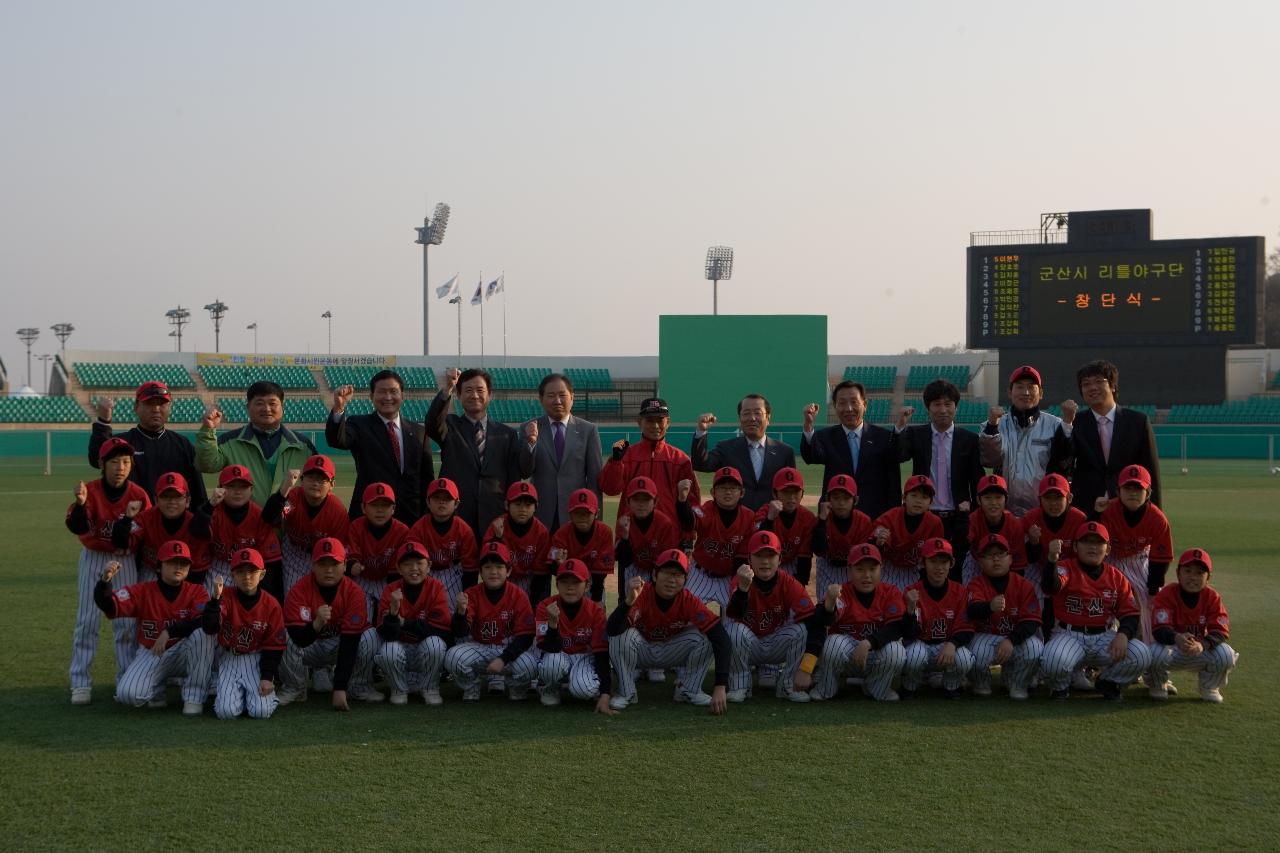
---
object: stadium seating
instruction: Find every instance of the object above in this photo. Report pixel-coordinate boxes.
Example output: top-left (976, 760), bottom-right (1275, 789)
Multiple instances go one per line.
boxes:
top-left (1167, 398), bottom-right (1280, 424)
top-left (564, 368), bottom-right (613, 391)
top-left (485, 398), bottom-right (541, 423)
top-left (74, 362), bottom-right (195, 390)
top-left (108, 397), bottom-right (206, 424)
top-left (840, 366), bottom-right (896, 392)
top-left (580, 396), bottom-right (623, 418)
top-left (1272, 373), bottom-right (1280, 391)
top-left (864, 397), bottom-right (894, 425)
top-left (481, 367), bottom-right (552, 391)
top-left (0, 396), bottom-right (87, 423)
top-left (322, 365), bottom-right (437, 391)
top-left (956, 399), bottom-right (989, 425)
top-left (215, 396), bottom-right (330, 424)
top-left (200, 365), bottom-right (317, 390)
top-left (905, 364), bottom-right (971, 392)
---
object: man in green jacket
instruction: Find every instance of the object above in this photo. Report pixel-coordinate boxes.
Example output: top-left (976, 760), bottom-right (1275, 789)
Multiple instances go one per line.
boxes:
top-left (195, 380), bottom-right (318, 505)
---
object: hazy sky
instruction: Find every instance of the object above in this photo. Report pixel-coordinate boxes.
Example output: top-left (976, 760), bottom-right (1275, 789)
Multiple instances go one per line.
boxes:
top-left (3, 1), bottom-right (1277, 387)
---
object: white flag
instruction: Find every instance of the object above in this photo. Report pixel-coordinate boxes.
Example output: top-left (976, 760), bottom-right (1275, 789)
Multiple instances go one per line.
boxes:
top-left (435, 273), bottom-right (459, 300)
top-left (485, 274), bottom-right (504, 301)
top-left (470, 280), bottom-right (483, 306)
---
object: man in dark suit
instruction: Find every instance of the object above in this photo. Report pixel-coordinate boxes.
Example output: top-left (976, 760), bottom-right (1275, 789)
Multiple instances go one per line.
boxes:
top-left (1068, 359), bottom-right (1161, 518)
top-left (326, 369), bottom-right (435, 523)
top-left (895, 379), bottom-right (985, 578)
top-left (690, 393), bottom-right (796, 512)
top-left (527, 372), bottom-right (603, 531)
top-left (800, 380), bottom-right (901, 520)
top-left (426, 367), bottom-right (535, 536)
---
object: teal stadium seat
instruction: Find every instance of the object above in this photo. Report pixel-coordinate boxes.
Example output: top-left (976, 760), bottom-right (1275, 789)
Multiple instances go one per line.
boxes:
top-left (201, 365), bottom-right (317, 391)
top-left (75, 362), bottom-right (195, 390)
top-left (322, 365), bottom-right (437, 392)
top-left (841, 366), bottom-right (896, 392)
top-left (905, 365), bottom-right (971, 392)
top-left (108, 396), bottom-right (205, 423)
top-left (0, 396), bottom-right (88, 423)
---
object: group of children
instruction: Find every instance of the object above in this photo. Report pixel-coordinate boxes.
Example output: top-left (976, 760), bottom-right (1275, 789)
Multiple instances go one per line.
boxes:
top-left (66, 438), bottom-right (1238, 718)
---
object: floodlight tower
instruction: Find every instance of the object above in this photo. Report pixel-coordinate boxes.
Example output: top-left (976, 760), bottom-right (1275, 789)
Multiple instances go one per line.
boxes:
top-left (414, 201), bottom-right (451, 355)
top-left (247, 322), bottom-right (258, 353)
top-left (16, 327), bottom-right (39, 387)
top-left (704, 246), bottom-right (735, 315)
top-left (165, 307), bottom-right (190, 351)
top-left (321, 311), bottom-right (333, 354)
top-left (204, 300), bottom-right (229, 352)
top-left (51, 323), bottom-right (75, 356)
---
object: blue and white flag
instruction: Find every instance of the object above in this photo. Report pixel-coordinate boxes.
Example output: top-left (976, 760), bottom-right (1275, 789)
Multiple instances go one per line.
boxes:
top-left (470, 280), bottom-right (483, 306)
top-left (435, 273), bottom-right (459, 300)
top-left (485, 274), bottom-right (504, 301)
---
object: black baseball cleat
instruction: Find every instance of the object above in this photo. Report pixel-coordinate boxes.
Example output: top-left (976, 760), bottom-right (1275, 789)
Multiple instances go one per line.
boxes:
top-left (1096, 679), bottom-right (1123, 702)
top-left (1051, 688), bottom-right (1070, 700)
top-left (898, 688), bottom-right (917, 700)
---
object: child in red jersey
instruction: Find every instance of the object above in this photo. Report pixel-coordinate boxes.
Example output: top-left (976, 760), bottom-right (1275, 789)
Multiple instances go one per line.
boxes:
top-left (615, 475), bottom-right (686, 593)
top-left (686, 466), bottom-right (756, 609)
top-left (345, 482), bottom-right (411, 619)
top-left (901, 537), bottom-right (974, 699)
top-left (965, 533), bottom-right (1044, 700)
top-left (483, 481), bottom-right (552, 601)
top-left (961, 474), bottom-right (1027, 585)
top-left (408, 478), bottom-right (478, 609)
top-left (96, 540), bottom-right (215, 716)
top-left (812, 474), bottom-right (875, 603)
top-left (375, 541), bottom-right (453, 706)
top-left (443, 542), bottom-right (537, 702)
top-left (548, 489), bottom-right (615, 603)
top-left (606, 549), bottom-right (730, 714)
top-left (872, 475), bottom-right (945, 592)
top-left (118, 471), bottom-right (212, 586)
top-left (1099, 464), bottom-right (1173, 644)
top-left (754, 467), bottom-right (818, 585)
top-left (197, 464), bottom-right (284, 602)
top-left (535, 559), bottom-right (614, 712)
top-left (202, 547), bottom-right (286, 720)
top-left (1021, 473), bottom-right (1087, 590)
top-left (263, 454), bottom-right (349, 594)
top-left (1147, 548), bottom-right (1238, 703)
top-left (66, 437), bottom-right (151, 704)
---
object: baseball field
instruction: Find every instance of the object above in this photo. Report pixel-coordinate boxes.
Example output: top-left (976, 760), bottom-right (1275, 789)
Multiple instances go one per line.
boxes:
top-left (2, 455), bottom-right (1277, 852)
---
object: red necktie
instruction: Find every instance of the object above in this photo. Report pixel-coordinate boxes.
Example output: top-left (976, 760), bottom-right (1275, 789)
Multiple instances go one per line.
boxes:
top-left (387, 420), bottom-right (402, 472)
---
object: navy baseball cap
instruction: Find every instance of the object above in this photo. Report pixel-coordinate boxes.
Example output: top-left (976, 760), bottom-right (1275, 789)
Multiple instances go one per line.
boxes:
top-left (638, 398), bottom-right (669, 417)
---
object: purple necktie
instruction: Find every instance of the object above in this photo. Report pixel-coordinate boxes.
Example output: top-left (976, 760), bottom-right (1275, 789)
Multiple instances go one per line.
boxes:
top-left (553, 421), bottom-right (565, 463)
top-left (933, 430), bottom-right (950, 507)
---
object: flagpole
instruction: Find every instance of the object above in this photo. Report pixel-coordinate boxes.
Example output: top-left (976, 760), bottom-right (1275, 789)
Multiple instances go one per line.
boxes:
top-left (502, 271), bottom-right (508, 367)
top-left (479, 271), bottom-right (485, 369)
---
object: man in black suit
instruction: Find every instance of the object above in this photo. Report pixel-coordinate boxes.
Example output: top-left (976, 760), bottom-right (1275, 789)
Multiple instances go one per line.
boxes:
top-left (426, 367), bottom-right (535, 536)
top-left (800, 380), bottom-right (901, 520)
top-left (1068, 359), bottom-right (1161, 518)
top-left (895, 379), bottom-right (985, 578)
top-left (690, 393), bottom-right (796, 512)
top-left (528, 372), bottom-right (603, 531)
top-left (326, 369), bottom-right (435, 523)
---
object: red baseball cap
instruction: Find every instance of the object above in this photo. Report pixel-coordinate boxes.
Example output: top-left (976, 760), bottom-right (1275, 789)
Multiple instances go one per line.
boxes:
top-left (232, 547), bottom-right (265, 571)
top-left (713, 466), bottom-right (743, 486)
top-left (427, 478), bottom-right (460, 500)
top-left (219, 464), bottom-right (253, 486)
top-left (479, 541), bottom-right (512, 565)
top-left (362, 482), bottom-right (396, 505)
top-left (312, 537), bottom-right (346, 563)
top-left (556, 559), bottom-right (591, 582)
top-left (568, 489), bottom-right (599, 515)
top-left (848, 543), bottom-right (882, 565)
top-left (98, 437), bottom-right (135, 463)
top-left (903, 474), bottom-right (935, 497)
top-left (302, 454), bottom-right (336, 480)
top-left (157, 540), bottom-right (192, 563)
top-left (1177, 547), bottom-right (1213, 574)
top-left (655, 548), bottom-right (689, 573)
top-left (977, 474), bottom-right (1008, 495)
top-left (826, 474), bottom-right (858, 497)
top-left (155, 471), bottom-right (188, 496)
top-left (135, 381), bottom-right (172, 403)
top-left (772, 467), bottom-right (803, 491)
top-left (1008, 365), bottom-right (1041, 386)
top-left (977, 533), bottom-right (1010, 553)
top-left (627, 476), bottom-right (657, 499)
top-left (748, 530), bottom-right (781, 554)
top-left (1074, 521), bottom-right (1110, 543)
top-left (1118, 464), bottom-right (1152, 490)
top-left (395, 541), bottom-right (429, 564)
top-left (506, 481), bottom-right (538, 502)
top-left (921, 537), bottom-right (953, 558)
top-left (1039, 473), bottom-right (1071, 496)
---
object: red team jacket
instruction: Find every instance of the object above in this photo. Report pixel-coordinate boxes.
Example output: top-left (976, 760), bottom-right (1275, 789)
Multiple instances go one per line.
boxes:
top-left (1150, 584), bottom-right (1230, 640)
top-left (133, 507), bottom-right (212, 573)
top-left (966, 511), bottom-right (1028, 569)
top-left (965, 572), bottom-right (1042, 637)
top-left (626, 585), bottom-right (719, 642)
top-left (459, 583), bottom-right (535, 646)
top-left (905, 579), bottom-right (972, 642)
top-left (70, 480), bottom-right (151, 553)
top-left (872, 508), bottom-right (945, 569)
top-left (280, 489), bottom-right (350, 551)
top-left (346, 518), bottom-right (412, 582)
top-left (690, 501), bottom-right (756, 576)
top-left (1051, 559), bottom-right (1140, 629)
top-left (829, 583), bottom-right (906, 640)
top-left (1021, 507), bottom-right (1088, 563)
top-left (111, 581), bottom-right (209, 650)
top-left (598, 439), bottom-right (701, 520)
top-left (483, 517), bottom-right (552, 580)
top-left (535, 595), bottom-right (608, 655)
top-left (408, 515), bottom-right (479, 571)
top-left (215, 590), bottom-right (286, 654)
top-left (616, 510), bottom-right (683, 572)
top-left (377, 577), bottom-right (452, 644)
top-left (816, 511), bottom-right (875, 564)
top-left (753, 505), bottom-right (819, 567)
top-left (550, 521), bottom-right (615, 576)
top-left (1099, 502), bottom-right (1174, 562)
top-left (208, 502), bottom-right (283, 564)
top-left (284, 575), bottom-right (369, 641)
top-left (735, 574), bottom-right (815, 638)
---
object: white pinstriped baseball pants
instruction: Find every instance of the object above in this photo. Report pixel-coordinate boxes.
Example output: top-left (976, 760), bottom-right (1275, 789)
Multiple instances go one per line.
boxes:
top-left (353, 575), bottom-right (388, 622)
top-left (433, 565), bottom-right (463, 610)
top-left (205, 559), bottom-right (232, 598)
top-left (538, 652), bottom-right (603, 701)
top-left (1114, 554), bottom-right (1154, 643)
top-left (960, 553), bottom-right (981, 586)
top-left (376, 637), bottom-right (447, 694)
top-left (443, 642), bottom-right (538, 696)
top-left (815, 557), bottom-right (846, 602)
top-left (620, 564), bottom-right (651, 589)
top-left (214, 651), bottom-right (278, 720)
top-left (70, 549), bottom-right (138, 691)
top-left (1041, 628), bottom-right (1151, 690)
top-left (811, 635), bottom-right (906, 701)
top-left (901, 640), bottom-right (975, 691)
top-left (881, 561), bottom-right (919, 592)
top-left (279, 629), bottom-right (379, 693)
top-left (969, 633), bottom-right (1044, 693)
top-left (116, 631), bottom-right (216, 707)
top-left (1148, 642), bottom-right (1238, 692)
top-left (281, 540), bottom-right (311, 595)
top-left (609, 628), bottom-right (712, 701)
top-left (726, 621), bottom-right (806, 693)
top-left (685, 563), bottom-right (733, 609)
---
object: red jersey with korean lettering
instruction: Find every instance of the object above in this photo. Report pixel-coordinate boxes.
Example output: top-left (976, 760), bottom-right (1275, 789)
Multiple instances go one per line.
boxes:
top-left (817, 511), bottom-right (875, 563)
top-left (69, 480), bottom-right (151, 553)
top-left (1021, 507), bottom-right (1087, 562)
top-left (484, 516), bottom-right (551, 580)
top-left (1099, 502), bottom-right (1174, 562)
top-left (345, 518), bottom-right (411, 582)
top-left (1151, 584), bottom-right (1230, 640)
top-left (111, 580), bottom-right (208, 650)
top-left (966, 572), bottom-right (1042, 637)
top-left (872, 508), bottom-right (945, 569)
top-left (598, 439), bottom-right (701, 521)
top-left (691, 501), bottom-right (756, 575)
top-left (535, 595), bottom-right (608, 655)
top-left (967, 510), bottom-right (1028, 569)
top-left (550, 521), bottom-right (615, 575)
top-left (283, 575), bottom-right (369, 640)
top-left (617, 510), bottom-right (683, 572)
top-left (408, 514), bottom-right (479, 571)
top-left (281, 489), bottom-right (349, 551)
top-left (133, 507), bottom-right (212, 572)
top-left (738, 573), bottom-right (815, 638)
top-left (753, 505), bottom-right (819, 566)
top-left (460, 582), bottom-right (535, 645)
top-left (216, 589), bottom-right (286, 654)
top-left (378, 578), bottom-right (451, 644)
top-left (209, 502), bottom-right (282, 564)
top-left (829, 583), bottom-right (906, 639)
top-left (906, 579), bottom-right (971, 642)
top-left (627, 585), bottom-right (719, 642)
top-left (1051, 559), bottom-right (1140, 629)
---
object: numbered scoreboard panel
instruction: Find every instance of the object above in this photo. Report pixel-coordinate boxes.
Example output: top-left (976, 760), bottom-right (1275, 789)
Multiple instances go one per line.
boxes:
top-left (966, 237), bottom-right (1264, 348)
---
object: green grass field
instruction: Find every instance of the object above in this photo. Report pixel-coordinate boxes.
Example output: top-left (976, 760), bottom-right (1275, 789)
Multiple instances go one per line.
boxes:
top-left (2, 455), bottom-right (1278, 851)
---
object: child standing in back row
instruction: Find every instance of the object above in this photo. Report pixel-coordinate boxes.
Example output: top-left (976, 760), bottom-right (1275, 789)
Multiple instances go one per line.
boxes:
top-left (1099, 464), bottom-right (1173, 644)
top-left (263, 454), bottom-right (349, 594)
top-left (548, 489), bottom-right (615, 603)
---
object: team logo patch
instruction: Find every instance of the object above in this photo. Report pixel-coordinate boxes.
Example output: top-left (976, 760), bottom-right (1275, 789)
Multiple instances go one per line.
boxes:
top-left (536, 622), bottom-right (548, 636)
top-left (887, 604), bottom-right (900, 616)
top-left (114, 589), bottom-right (131, 601)
top-left (798, 597), bottom-right (812, 610)
top-left (1217, 615), bottom-right (1228, 626)
top-left (347, 613), bottom-right (361, 625)
top-left (300, 607), bottom-right (311, 621)
top-left (1155, 608), bottom-right (1170, 623)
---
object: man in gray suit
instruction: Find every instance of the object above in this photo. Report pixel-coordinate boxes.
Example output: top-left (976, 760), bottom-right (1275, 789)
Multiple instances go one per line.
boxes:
top-left (527, 373), bottom-right (603, 532)
top-left (690, 393), bottom-right (796, 511)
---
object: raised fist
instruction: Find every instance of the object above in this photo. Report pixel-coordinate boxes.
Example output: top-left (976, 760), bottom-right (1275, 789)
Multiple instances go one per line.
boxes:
top-left (95, 396), bottom-right (114, 421)
top-left (1060, 399), bottom-right (1078, 424)
top-left (767, 500), bottom-right (783, 520)
top-left (802, 403), bottom-right (819, 431)
top-left (617, 515), bottom-right (631, 540)
top-left (987, 405), bottom-right (1005, 426)
top-left (202, 407), bottom-right (223, 430)
top-left (697, 413), bottom-right (717, 432)
top-left (313, 604), bottom-right (332, 630)
top-left (676, 479), bottom-right (692, 502)
top-left (904, 588), bottom-right (919, 610)
top-left (455, 594), bottom-right (468, 615)
top-left (1094, 496), bottom-right (1111, 514)
top-left (280, 469), bottom-right (301, 496)
top-left (990, 594), bottom-right (1006, 614)
top-left (1047, 539), bottom-right (1063, 563)
top-left (545, 601), bottom-right (560, 629)
top-left (388, 589), bottom-right (402, 615)
top-left (957, 501), bottom-right (971, 514)
top-left (626, 577), bottom-right (644, 606)
top-left (348, 561), bottom-right (364, 577)
top-left (440, 367), bottom-right (461, 394)
top-left (524, 419), bottom-right (539, 445)
top-left (74, 481), bottom-right (88, 505)
top-left (332, 384), bottom-right (355, 412)
top-left (736, 564), bottom-right (754, 591)
top-left (491, 517), bottom-right (505, 539)
top-left (612, 438), bottom-right (628, 454)
top-left (125, 500), bottom-right (143, 519)
top-left (212, 576), bottom-right (225, 600)
top-left (817, 501), bottom-right (830, 521)
top-left (1027, 524), bottom-right (1042, 545)
top-left (210, 487), bottom-right (226, 507)
top-left (825, 583), bottom-right (842, 606)
top-left (549, 547), bottom-right (568, 563)
top-left (102, 560), bottom-right (122, 582)
top-left (896, 406), bottom-right (915, 428)
top-left (873, 526), bottom-right (890, 546)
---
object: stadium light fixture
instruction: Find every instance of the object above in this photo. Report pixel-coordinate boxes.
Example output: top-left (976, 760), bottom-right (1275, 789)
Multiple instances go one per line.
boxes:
top-left (448, 294), bottom-right (463, 367)
top-left (50, 322), bottom-right (74, 356)
top-left (415, 200), bottom-right (452, 355)
top-left (246, 322), bottom-right (258, 353)
top-left (165, 307), bottom-right (190, 352)
top-left (16, 327), bottom-right (39, 387)
top-left (321, 311), bottom-right (333, 354)
top-left (704, 246), bottom-right (735, 315)
top-left (204, 300), bottom-right (229, 353)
